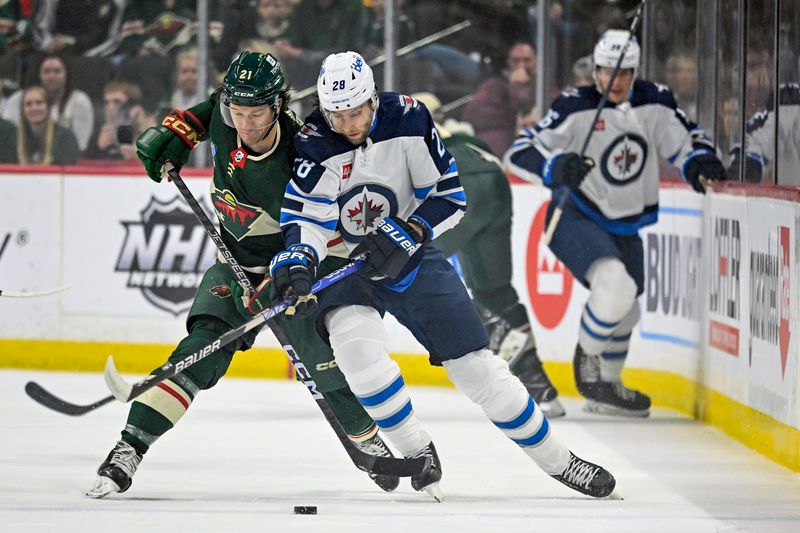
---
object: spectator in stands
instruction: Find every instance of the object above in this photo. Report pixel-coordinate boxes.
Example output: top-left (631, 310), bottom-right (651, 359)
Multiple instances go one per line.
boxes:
top-left (15, 86), bottom-right (79, 164)
top-left (170, 48), bottom-right (208, 110)
top-left (1, 54), bottom-right (94, 153)
top-left (87, 80), bottom-right (153, 161)
top-left (361, 0), bottom-right (480, 94)
top-left (0, 116), bottom-right (17, 162)
top-left (463, 40), bottom-right (537, 157)
top-left (117, 1), bottom-right (222, 58)
top-left (0, 0), bottom-right (34, 56)
top-left (665, 53), bottom-right (697, 120)
top-left (33, 0), bottom-right (125, 57)
top-left (272, 0), bottom-right (365, 88)
top-left (214, 0), bottom-right (294, 71)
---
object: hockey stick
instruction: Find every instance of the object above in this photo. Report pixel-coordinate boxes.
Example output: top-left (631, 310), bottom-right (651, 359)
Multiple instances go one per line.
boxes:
top-left (24, 259), bottom-right (360, 413)
top-left (542, 0), bottom-right (647, 245)
top-left (162, 166), bottom-right (426, 477)
top-left (0, 284), bottom-right (72, 298)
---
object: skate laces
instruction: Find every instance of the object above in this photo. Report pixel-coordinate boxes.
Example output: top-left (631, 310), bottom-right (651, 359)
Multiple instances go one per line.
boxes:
top-left (108, 441), bottom-right (141, 478)
top-left (579, 353), bottom-right (600, 382)
top-left (560, 455), bottom-right (599, 489)
top-left (353, 435), bottom-right (392, 458)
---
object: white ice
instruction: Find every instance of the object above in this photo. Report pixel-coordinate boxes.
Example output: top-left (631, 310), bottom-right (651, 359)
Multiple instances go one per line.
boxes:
top-left (1, 370), bottom-right (798, 533)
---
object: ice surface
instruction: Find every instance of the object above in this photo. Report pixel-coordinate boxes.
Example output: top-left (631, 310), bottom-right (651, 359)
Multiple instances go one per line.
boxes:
top-left (1, 370), bottom-right (798, 533)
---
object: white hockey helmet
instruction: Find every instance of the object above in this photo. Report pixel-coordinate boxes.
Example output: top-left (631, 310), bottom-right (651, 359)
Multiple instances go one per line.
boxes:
top-left (317, 51), bottom-right (378, 129)
top-left (593, 29), bottom-right (641, 70)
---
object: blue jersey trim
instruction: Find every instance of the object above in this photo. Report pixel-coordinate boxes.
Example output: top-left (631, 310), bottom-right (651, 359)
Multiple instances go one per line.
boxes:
top-left (279, 212), bottom-right (339, 231)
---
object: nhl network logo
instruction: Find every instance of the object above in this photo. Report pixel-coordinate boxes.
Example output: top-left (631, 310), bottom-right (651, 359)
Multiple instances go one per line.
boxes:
top-left (115, 196), bottom-right (217, 315)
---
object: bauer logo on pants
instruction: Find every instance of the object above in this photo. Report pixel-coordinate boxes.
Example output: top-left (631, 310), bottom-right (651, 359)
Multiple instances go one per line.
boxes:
top-left (115, 196), bottom-right (217, 316)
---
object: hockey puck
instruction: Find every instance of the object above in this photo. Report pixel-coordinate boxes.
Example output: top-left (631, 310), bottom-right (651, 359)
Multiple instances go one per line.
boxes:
top-left (294, 506), bottom-right (317, 515)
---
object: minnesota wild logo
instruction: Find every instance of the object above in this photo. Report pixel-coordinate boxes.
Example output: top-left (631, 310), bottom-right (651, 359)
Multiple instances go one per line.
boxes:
top-left (211, 188), bottom-right (264, 241)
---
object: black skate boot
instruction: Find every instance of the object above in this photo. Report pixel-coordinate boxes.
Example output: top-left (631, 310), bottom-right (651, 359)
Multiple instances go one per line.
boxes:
top-left (510, 347), bottom-right (565, 418)
top-left (86, 440), bottom-right (142, 499)
top-left (585, 381), bottom-right (651, 418)
top-left (408, 442), bottom-right (443, 502)
top-left (573, 345), bottom-right (600, 399)
top-left (353, 433), bottom-right (400, 492)
top-left (551, 451), bottom-right (616, 498)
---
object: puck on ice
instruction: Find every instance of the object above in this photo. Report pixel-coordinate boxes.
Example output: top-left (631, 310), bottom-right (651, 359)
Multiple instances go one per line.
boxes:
top-left (294, 506), bottom-right (317, 515)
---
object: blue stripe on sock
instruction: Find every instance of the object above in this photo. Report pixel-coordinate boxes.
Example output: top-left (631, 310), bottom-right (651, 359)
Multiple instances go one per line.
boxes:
top-left (585, 305), bottom-right (620, 329)
top-left (514, 417), bottom-right (550, 446)
top-left (357, 375), bottom-right (405, 407)
top-left (374, 400), bottom-right (413, 429)
top-left (494, 397), bottom-right (535, 430)
top-left (602, 351), bottom-right (628, 359)
top-left (580, 317), bottom-right (611, 341)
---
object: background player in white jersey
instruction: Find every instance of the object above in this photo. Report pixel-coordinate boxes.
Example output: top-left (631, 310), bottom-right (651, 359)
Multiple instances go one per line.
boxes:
top-left (506, 30), bottom-right (726, 417)
top-left (270, 51), bottom-right (616, 501)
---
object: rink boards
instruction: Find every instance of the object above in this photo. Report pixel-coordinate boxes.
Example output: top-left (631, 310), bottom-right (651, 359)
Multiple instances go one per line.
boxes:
top-left (0, 166), bottom-right (798, 471)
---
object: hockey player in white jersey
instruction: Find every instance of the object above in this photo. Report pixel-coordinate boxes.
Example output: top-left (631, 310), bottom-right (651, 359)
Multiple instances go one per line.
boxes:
top-left (271, 51), bottom-right (617, 501)
top-left (728, 82), bottom-right (800, 184)
top-left (507, 30), bottom-right (726, 417)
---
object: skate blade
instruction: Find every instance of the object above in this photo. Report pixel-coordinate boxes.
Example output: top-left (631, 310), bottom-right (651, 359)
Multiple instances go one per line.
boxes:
top-left (86, 476), bottom-right (121, 499)
top-left (539, 398), bottom-right (566, 418)
top-left (583, 401), bottom-right (649, 418)
top-left (423, 482), bottom-right (444, 502)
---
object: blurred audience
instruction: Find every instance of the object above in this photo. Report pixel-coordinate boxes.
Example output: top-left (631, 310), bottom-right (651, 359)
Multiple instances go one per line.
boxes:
top-left (0, 116), bottom-right (17, 162)
top-left (215, 0), bottom-right (293, 71)
top-left (170, 48), bottom-right (209, 109)
top-left (33, 0), bottom-right (125, 56)
top-left (15, 85), bottom-right (80, 164)
top-left (664, 53), bottom-right (697, 120)
top-left (571, 54), bottom-right (593, 87)
top-left (463, 40), bottom-right (537, 157)
top-left (1, 53), bottom-right (94, 152)
top-left (87, 80), bottom-right (153, 160)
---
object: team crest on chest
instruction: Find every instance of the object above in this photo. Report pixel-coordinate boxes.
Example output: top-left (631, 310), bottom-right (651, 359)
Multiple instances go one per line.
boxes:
top-left (600, 133), bottom-right (648, 186)
top-left (339, 184), bottom-right (399, 242)
top-left (211, 188), bottom-right (264, 241)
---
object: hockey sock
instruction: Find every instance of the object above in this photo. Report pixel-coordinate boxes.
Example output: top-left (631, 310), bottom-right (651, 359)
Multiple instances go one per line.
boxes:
top-left (122, 318), bottom-right (239, 455)
top-left (323, 386), bottom-right (380, 438)
top-left (442, 349), bottom-right (570, 474)
top-left (579, 258), bottom-right (637, 355)
top-left (600, 303), bottom-right (640, 381)
top-left (325, 305), bottom-right (430, 457)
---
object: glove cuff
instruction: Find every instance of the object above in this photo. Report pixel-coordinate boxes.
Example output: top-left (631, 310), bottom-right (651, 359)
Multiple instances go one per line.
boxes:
top-left (162, 109), bottom-right (206, 149)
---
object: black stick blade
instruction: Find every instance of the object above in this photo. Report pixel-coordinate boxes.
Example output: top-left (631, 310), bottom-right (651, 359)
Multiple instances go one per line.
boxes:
top-left (25, 382), bottom-right (115, 416)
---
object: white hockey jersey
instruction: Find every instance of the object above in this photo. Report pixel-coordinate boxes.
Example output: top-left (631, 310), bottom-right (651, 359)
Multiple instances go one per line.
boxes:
top-left (506, 80), bottom-right (714, 235)
top-left (740, 83), bottom-right (800, 185)
top-left (280, 93), bottom-right (465, 261)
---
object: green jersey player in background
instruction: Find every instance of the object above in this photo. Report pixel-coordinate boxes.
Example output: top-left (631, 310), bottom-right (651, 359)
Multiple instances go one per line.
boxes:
top-left (87, 51), bottom-right (399, 498)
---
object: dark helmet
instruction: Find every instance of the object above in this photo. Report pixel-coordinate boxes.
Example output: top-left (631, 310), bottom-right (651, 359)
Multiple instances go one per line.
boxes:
top-left (222, 51), bottom-right (286, 109)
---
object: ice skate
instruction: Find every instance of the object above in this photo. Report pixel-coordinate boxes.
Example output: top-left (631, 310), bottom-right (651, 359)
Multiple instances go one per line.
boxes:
top-left (510, 348), bottom-right (565, 418)
top-left (573, 344), bottom-right (600, 399)
top-left (408, 442), bottom-right (443, 502)
top-left (353, 433), bottom-right (400, 492)
top-left (584, 381), bottom-right (651, 418)
top-left (86, 440), bottom-right (142, 499)
top-left (551, 451), bottom-right (616, 498)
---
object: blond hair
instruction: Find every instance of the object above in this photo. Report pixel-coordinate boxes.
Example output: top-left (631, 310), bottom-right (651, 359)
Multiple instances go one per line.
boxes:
top-left (18, 86), bottom-right (55, 165)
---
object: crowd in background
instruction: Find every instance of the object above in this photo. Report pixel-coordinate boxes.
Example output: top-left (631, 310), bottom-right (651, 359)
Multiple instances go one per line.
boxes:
top-left (0, 0), bottom-right (796, 186)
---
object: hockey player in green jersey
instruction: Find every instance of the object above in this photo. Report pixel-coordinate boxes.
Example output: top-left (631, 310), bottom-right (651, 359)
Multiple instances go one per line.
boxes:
top-left (411, 93), bottom-right (565, 418)
top-left (87, 51), bottom-right (399, 498)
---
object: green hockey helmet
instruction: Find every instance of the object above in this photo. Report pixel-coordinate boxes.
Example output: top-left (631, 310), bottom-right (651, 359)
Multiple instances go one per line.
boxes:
top-left (222, 51), bottom-right (286, 109)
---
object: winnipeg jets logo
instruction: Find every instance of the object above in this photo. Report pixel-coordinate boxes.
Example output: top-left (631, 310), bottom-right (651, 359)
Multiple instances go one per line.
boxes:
top-left (600, 133), bottom-right (648, 186)
top-left (347, 188), bottom-right (384, 231)
top-left (338, 184), bottom-right (398, 242)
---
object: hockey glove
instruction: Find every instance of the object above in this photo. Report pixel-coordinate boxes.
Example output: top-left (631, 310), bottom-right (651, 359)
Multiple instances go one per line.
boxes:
top-left (231, 277), bottom-right (272, 318)
top-left (136, 109), bottom-right (206, 183)
top-left (683, 151), bottom-right (726, 193)
top-left (352, 216), bottom-right (429, 281)
top-left (268, 244), bottom-right (318, 317)
top-left (546, 152), bottom-right (594, 190)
